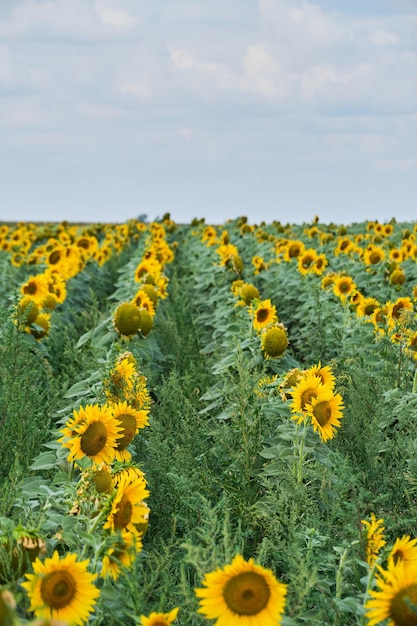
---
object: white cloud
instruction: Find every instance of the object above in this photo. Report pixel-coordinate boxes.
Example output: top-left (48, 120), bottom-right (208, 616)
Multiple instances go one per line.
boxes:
top-left (94, 3), bottom-right (139, 29)
top-left (369, 29), bottom-right (399, 46)
top-left (0, 0), bottom-right (141, 39)
top-left (376, 157), bottom-right (417, 171)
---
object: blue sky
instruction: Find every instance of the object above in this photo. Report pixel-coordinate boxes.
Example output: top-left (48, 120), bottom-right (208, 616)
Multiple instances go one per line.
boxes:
top-left (0, 0), bottom-right (416, 225)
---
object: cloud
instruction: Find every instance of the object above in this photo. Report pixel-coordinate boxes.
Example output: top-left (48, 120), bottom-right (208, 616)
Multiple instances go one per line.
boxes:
top-left (0, 0), bottom-right (140, 40)
top-left (375, 157), bottom-right (417, 171)
top-left (369, 29), bottom-right (399, 45)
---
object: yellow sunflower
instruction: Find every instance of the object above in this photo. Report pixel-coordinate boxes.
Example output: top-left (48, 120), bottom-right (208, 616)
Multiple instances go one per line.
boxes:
top-left (388, 297), bottom-right (414, 326)
top-left (283, 240), bottom-right (305, 262)
top-left (59, 404), bottom-right (122, 465)
top-left (297, 249), bottom-right (318, 275)
top-left (290, 374), bottom-right (326, 418)
top-left (388, 535), bottom-right (417, 567)
top-left (139, 607), bottom-right (179, 626)
top-left (361, 513), bottom-right (386, 566)
top-left (29, 313), bottom-right (51, 340)
top-left (101, 531), bottom-right (142, 581)
top-left (21, 551), bottom-right (99, 625)
top-left (20, 274), bottom-right (50, 304)
top-left (108, 401), bottom-right (149, 462)
top-left (304, 387), bottom-right (344, 442)
top-left (194, 554), bottom-right (287, 626)
top-left (333, 275), bottom-right (356, 301)
top-left (363, 245), bottom-right (386, 266)
top-left (104, 474), bottom-right (149, 536)
top-left (356, 297), bottom-right (380, 318)
top-left (311, 253), bottom-right (328, 275)
top-left (250, 299), bottom-right (278, 332)
top-left (132, 290), bottom-right (155, 316)
top-left (365, 560), bottom-right (417, 626)
top-left (305, 363), bottom-right (335, 389)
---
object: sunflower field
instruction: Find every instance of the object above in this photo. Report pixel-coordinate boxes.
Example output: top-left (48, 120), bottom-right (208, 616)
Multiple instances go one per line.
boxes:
top-left (1, 216), bottom-right (417, 626)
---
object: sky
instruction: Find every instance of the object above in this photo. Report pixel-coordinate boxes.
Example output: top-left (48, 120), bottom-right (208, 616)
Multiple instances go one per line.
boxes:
top-left (0, 0), bottom-right (416, 226)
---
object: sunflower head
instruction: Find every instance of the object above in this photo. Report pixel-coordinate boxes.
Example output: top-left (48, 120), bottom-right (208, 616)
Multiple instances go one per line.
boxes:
top-left (139, 607), bottom-right (179, 626)
top-left (361, 513), bottom-right (386, 566)
top-left (29, 313), bottom-right (51, 340)
top-left (251, 299), bottom-right (278, 332)
top-left (261, 324), bottom-right (288, 359)
top-left (17, 297), bottom-right (39, 326)
top-left (239, 284), bottom-right (260, 306)
top-left (137, 310), bottom-right (153, 337)
top-left (113, 302), bottom-right (142, 338)
top-left (195, 555), bottom-right (287, 626)
top-left (92, 466), bottom-right (114, 494)
top-left (390, 268), bottom-right (406, 286)
top-left (21, 551), bottom-right (99, 624)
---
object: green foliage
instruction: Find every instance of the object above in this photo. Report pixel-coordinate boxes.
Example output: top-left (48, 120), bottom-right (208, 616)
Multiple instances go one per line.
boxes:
top-left (0, 306), bottom-right (59, 494)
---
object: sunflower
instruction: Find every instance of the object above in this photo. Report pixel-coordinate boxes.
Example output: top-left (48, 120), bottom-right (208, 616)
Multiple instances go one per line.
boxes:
top-left (388, 297), bottom-right (414, 323)
top-left (333, 275), bottom-right (356, 301)
top-left (113, 302), bottom-right (142, 338)
top-left (390, 268), bottom-right (406, 286)
top-left (250, 299), bottom-right (278, 332)
top-left (108, 401), bottom-right (149, 462)
top-left (238, 283), bottom-right (260, 306)
top-left (356, 297), bottom-right (380, 318)
top-left (363, 245), bottom-right (386, 266)
top-left (132, 290), bottom-right (155, 316)
top-left (283, 240), bottom-right (305, 262)
top-left (195, 554), bottom-right (287, 626)
top-left (306, 363), bottom-right (335, 389)
top-left (311, 253), bottom-right (328, 275)
top-left (261, 324), bottom-right (288, 358)
top-left (29, 313), bottom-right (51, 340)
top-left (365, 560), bottom-right (417, 626)
top-left (17, 297), bottom-right (39, 326)
top-left (290, 374), bottom-right (326, 418)
top-left (59, 404), bottom-right (122, 465)
top-left (388, 535), bottom-right (417, 567)
top-left (297, 249), bottom-right (318, 275)
top-left (279, 368), bottom-right (305, 401)
top-left (252, 255), bottom-right (267, 274)
top-left (21, 551), bottom-right (99, 625)
top-left (137, 310), bottom-right (154, 337)
top-left (139, 607), bottom-right (179, 626)
top-left (101, 531), bottom-right (142, 581)
top-left (20, 274), bottom-right (50, 304)
top-left (361, 513), bottom-right (386, 566)
top-left (304, 386), bottom-right (344, 442)
top-left (104, 474), bottom-right (149, 536)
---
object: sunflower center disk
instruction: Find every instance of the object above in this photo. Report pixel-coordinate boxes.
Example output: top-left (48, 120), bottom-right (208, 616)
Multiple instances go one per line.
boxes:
top-left (391, 584), bottom-right (417, 626)
top-left (41, 570), bottom-right (76, 610)
top-left (313, 401), bottom-right (332, 426)
top-left (256, 309), bottom-right (269, 324)
top-left (80, 421), bottom-right (108, 456)
top-left (114, 495), bottom-right (133, 530)
top-left (116, 414), bottom-right (138, 450)
top-left (223, 571), bottom-right (271, 616)
top-left (301, 389), bottom-right (317, 411)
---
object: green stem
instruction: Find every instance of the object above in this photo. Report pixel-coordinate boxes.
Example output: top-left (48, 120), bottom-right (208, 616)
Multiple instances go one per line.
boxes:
top-left (293, 420), bottom-right (308, 484)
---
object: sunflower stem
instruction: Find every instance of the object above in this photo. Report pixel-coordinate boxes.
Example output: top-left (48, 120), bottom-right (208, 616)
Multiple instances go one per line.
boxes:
top-left (413, 367), bottom-right (417, 393)
top-left (68, 461), bottom-right (75, 482)
top-left (294, 420), bottom-right (307, 484)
